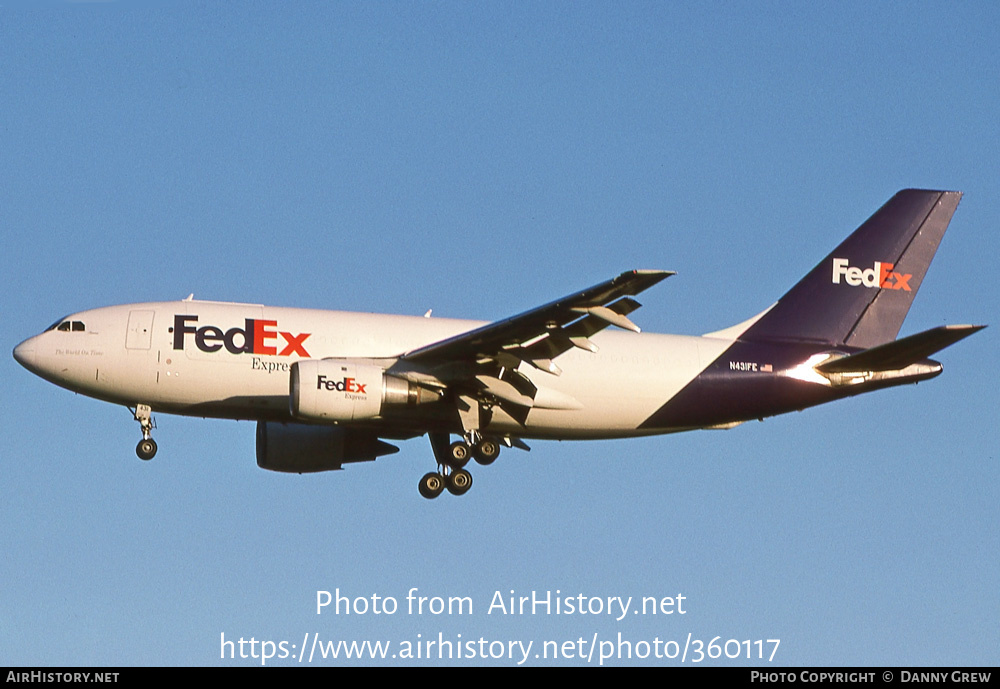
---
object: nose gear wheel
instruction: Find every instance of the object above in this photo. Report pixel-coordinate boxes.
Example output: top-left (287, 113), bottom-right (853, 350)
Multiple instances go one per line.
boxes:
top-left (132, 404), bottom-right (157, 460)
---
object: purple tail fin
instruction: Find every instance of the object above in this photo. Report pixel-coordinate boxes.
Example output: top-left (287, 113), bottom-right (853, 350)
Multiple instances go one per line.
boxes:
top-left (740, 189), bottom-right (962, 347)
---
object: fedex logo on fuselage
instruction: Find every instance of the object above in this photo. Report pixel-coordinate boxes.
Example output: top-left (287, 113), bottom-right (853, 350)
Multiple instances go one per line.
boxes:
top-left (172, 315), bottom-right (311, 357)
top-left (831, 258), bottom-right (912, 291)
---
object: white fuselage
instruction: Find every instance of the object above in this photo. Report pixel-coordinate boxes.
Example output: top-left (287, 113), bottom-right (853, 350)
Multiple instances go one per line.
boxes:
top-left (15, 300), bottom-right (741, 440)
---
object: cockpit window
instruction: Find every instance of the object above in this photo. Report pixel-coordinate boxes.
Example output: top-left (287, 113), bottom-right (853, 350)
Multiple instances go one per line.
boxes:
top-left (46, 319), bottom-right (85, 332)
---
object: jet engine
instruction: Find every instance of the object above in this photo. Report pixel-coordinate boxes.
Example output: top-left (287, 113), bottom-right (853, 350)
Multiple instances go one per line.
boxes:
top-left (290, 359), bottom-right (439, 422)
top-left (256, 421), bottom-right (399, 473)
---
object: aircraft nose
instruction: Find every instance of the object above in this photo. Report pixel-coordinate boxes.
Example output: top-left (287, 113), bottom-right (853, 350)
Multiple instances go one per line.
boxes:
top-left (13, 338), bottom-right (37, 371)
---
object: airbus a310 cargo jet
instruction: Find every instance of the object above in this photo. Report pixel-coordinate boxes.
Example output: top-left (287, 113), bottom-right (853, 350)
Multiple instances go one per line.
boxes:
top-left (14, 189), bottom-right (984, 498)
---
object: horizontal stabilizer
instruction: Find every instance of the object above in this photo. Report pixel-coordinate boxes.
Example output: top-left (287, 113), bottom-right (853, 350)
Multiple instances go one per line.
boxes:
top-left (816, 324), bottom-right (985, 374)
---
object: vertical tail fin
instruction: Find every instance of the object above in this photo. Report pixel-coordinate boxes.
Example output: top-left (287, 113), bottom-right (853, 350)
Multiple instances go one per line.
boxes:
top-left (740, 189), bottom-right (962, 347)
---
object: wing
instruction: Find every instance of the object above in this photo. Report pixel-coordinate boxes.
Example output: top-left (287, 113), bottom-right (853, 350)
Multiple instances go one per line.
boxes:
top-left (403, 269), bottom-right (672, 370)
top-left (395, 270), bottom-right (673, 425)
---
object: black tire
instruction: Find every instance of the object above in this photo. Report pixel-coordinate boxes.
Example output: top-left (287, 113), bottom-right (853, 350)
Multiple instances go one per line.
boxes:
top-left (447, 468), bottom-right (473, 496)
top-left (474, 438), bottom-right (501, 465)
top-left (418, 472), bottom-right (445, 499)
top-left (447, 441), bottom-right (471, 469)
top-left (136, 438), bottom-right (157, 461)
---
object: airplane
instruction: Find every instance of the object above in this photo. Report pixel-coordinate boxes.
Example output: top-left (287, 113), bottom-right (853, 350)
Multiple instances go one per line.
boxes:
top-left (13, 189), bottom-right (985, 499)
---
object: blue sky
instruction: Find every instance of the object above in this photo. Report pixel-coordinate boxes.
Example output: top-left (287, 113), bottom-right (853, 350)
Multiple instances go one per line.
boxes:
top-left (2, 1), bottom-right (997, 666)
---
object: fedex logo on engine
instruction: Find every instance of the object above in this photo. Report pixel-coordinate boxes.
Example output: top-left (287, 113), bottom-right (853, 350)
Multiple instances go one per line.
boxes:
top-left (172, 315), bottom-right (311, 357)
top-left (831, 258), bottom-right (912, 291)
top-left (316, 375), bottom-right (367, 395)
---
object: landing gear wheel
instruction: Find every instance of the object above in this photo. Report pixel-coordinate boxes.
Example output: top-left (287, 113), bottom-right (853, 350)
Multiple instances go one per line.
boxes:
top-left (473, 437), bottom-right (501, 466)
top-left (447, 441), bottom-right (471, 469)
top-left (447, 468), bottom-right (473, 496)
top-left (132, 404), bottom-right (157, 462)
top-left (136, 438), bottom-right (157, 461)
top-left (418, 472), bottom-right (446, 500)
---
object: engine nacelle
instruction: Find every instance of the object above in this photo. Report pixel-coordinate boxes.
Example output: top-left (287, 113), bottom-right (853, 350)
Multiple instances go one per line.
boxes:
top-left (256, 421), bottom-right (399, 473)
top-left (290, 359), bottom-right (439, 422)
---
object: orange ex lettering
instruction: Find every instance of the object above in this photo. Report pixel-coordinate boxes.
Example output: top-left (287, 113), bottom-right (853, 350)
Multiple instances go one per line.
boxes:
top-left (832, 258), bottom-right (912, 291)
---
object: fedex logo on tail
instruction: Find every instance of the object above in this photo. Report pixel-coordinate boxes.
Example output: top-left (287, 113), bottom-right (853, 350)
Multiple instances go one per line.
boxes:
top-left (831, 258), bottom-right (912, 291)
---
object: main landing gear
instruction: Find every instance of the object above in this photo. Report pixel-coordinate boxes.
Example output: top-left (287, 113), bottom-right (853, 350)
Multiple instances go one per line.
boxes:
top-left (132, 404), bottom-right (157, 461)
top-left (418, 467), bottom-right (472, 499)
top-left (418, 432), bottom-right (502, 499)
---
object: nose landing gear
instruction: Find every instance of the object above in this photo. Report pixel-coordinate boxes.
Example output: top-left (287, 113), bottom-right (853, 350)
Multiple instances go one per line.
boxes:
top-left (136, 437), bottom-right (157, 461)
top-left (132, 404), bottom-right (157, 460)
